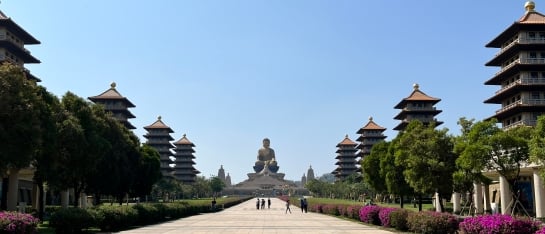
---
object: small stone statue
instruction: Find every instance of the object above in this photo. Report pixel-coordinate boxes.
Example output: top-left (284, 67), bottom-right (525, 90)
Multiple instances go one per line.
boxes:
top-left (254, 138), bottom-right (279, 173)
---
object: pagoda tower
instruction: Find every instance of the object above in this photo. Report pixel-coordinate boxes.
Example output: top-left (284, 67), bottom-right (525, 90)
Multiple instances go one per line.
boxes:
top-left (307, 165), bottom-right (315, 181)
top-left (484, 1), bottom-right (545, 130)
top-left (172, 134), bottom-right (200, 183)
top-left (88, 82), bottom-right (136, 130)
top-left (225, 173), bottom-right (232, 187)
top-left (393, 84), bottom-right (443, 131)
top-left (0, 11), bottom-right (40, 81)
top-left (217, 165), bottom-right (226, 182)
top-left (356, 117), bottom-right (387, 162)
top-left (301, 173), bottom-right (307, 186)
top-left (332, 135), bottom-right (358, 181)
top-left (143, 116), bottom-right (175, 177)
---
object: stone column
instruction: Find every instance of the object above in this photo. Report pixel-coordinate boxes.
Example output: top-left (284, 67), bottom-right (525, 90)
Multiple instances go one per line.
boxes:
top-left (435, 192), bottom-right (441, 212)
top-left (483, 184), bottom-right (491, 213)
top-left (6, 169), bottom-right (19, 211)
top-left (534, 168), bottom-right (545, 218)
top-left (31, 183), bottom-right (39, 210)
top-left (79, 193), bottom-right (87, 208)
top-left (474, 182), bottom-right (483, 214)
top-left (61, 190), bottom-right (69, 208)
top-left (500, 175), bottom-right (512, 215)
top-left (452, 192), bottom-right (461, 213)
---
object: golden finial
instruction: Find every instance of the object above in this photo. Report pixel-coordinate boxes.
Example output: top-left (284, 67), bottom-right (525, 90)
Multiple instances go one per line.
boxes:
top-left (345, 134), bottom-right (349, 138)
top-left (158, 116), bottom-right (162, 120)
top-left (110, 82), bottom-right (116, 88)
top-left (369, 116), bottom-right (373, 121)
top-left (183, 134), bottom-right (186, 137)
top-left (413, 83), bottom-right (420, 90)
top-left (526, 1), bottom-right (536, 12)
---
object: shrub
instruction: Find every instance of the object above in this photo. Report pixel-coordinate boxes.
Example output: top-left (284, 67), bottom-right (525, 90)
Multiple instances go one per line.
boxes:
top-left (537, 226), bottom-right (545, 234)
top-left (389, 209), bottom-right (410, 231)
top-left (407, 211), bottom-right (459, 234)
top-left (378, 207), bottom-right (396, 227)
top-left (321, 204), bottom-right (339, 216)
top-left (95, 205), bottom-right (138, 232)
top-left (359, 205), bottom-right (381, 225)
top-left (346, 205), bottom-right (362, 220)
top-left (309, 204), bottom-right (323, 213)
top-left (133, 204), bottom-right (161, 224)
top-left (459, 214), bottom-right (541, 234)
top-left (0, 211), bottom-right (39, 234)
top-left (49, 208), bottom-right (97, 234)
top-left (337, 205), bottom-right (347, 217)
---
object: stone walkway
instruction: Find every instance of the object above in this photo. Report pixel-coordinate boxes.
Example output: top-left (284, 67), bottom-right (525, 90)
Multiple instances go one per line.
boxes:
top-left (117, 198), bottom-right (394, 234)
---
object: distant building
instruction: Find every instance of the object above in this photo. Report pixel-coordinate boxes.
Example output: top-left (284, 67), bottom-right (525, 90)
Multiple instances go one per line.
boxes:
top-left (332, 135), bottom-right (358, 181)
top-left (301, 173), bottom-right (307, 186)
top-left (218, 165), bottom-right (226, 182)
top-left (356, 117), bottom-right (387, 162)
top-left (225, 173), bottom-right (232, 187)
top-left (0, 10), bottom-right (40, 81)
top-left (307, 165), bottom-right (315, 181)
top-left (143, 116), bottom-right (176, 177)
top-left (393, 84), bottom-right (442, 131)
top-left (88, 82), bottom-right (136, 130)
top-left (172, 134), bottom-right (200, 183)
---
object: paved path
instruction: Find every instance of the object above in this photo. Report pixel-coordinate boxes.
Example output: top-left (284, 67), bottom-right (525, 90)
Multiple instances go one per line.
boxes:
top-left (117, 198), bottom-right (394, 234)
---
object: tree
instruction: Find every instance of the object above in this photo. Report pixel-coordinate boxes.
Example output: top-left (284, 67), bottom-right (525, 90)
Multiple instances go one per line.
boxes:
top-left (51, 92), bottom-right (109, 207)
top-left (209, 176), bottom-right (225, 197)
top-left (531, 115), bottom-right (545, 182)
top-left (131, 144), bottom-right (162, 199)
top-left (395, 120), bottom-right (456, 212)
top-left (361, 141), bottom-right (388, 195)
top-left (32, 86), bottom-right (62, 218)
top-left (380, 136), bottom-right (414, 209)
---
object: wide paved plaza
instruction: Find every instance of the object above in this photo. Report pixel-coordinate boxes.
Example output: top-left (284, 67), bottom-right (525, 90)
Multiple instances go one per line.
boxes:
top-left (117, 198), bottom-right (395, 234)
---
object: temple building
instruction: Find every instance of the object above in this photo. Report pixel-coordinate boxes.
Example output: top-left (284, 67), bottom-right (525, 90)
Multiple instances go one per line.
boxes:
top-left (144, 116), bottom-right (176, 177)
top-left (172, 134), bottom-right (200, 183)
top-left (88, 82), bottom-right (136, 130)
top-left (393, 84), bottom-right (443, 131)
top-left (217, 165), bottom-right (231, 187)
top-left (356, 117), bottom-right (387, 162)
top-left (332, 135), bottom-right (358, 181)
top-left (307, 165), bottom-right (315, 181)
top-left (0, 10), bottom-right (40, 81)
top-left (301, 173), bottom-right (307, 186)
top-left (477, 1), bottom-right (545, 218)
top-left (225, 173), bottom-right (232, 187)
top-left (0, 10), bottom-right (41, 211)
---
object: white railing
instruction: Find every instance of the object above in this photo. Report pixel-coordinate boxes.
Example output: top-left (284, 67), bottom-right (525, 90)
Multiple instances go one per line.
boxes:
top-left (496, 99), bottom-right (545, 114)
top-left (496, 78), bottom-right (545, 94)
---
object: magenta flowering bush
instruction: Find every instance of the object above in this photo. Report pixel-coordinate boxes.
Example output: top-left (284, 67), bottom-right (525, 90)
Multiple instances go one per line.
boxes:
top-left (0, 211), bottom-right (39, 234)
top-left (346, 205), bottom-right (362, 220)
top-left (459, 214), bottom-right (541, 234)
top-left (378, 207), bottom-right (397, 227)
top-left (337, 205), bottom-right (347, 217)
top-left (321, 204), bottom-right (339, 216)
top-left (537, 226), bottom-right (545, 234)
top-left (407, 211), bottom-right (459, 234)
top-left (359, 205), bottom-right (381, 225)
top-left (308, 204), bottom-right (322, 213)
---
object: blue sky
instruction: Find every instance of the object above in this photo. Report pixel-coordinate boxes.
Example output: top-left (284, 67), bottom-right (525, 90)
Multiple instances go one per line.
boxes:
top-left (2, 1), bottom-right (531, 183)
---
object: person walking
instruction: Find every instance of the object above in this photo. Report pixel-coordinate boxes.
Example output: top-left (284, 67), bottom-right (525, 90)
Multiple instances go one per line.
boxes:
top-left (285, 199), bottom-right (291, 214)
top-left (300, 198), bottom-right (305, 213)
top-left (303, 198), bottom-right (308, 213)
top-left (267, 198), bottom-right (271, 209)
top-left (256, 198), bottom-right (260, 210)
top-left (261, 198), bottom-right (265, 210)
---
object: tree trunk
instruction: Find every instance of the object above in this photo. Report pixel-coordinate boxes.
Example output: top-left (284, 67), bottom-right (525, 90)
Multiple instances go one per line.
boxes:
top-left (399, 194), bottom-right (404, 208)
top-left (438, 193), bottom-right (444, 212)
top-left (418, 194), bottom-right (423, 211)
top-left (37, 182), bottom-right (45, 221)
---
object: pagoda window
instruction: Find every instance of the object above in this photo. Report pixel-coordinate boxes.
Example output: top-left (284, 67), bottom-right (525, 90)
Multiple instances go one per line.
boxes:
top-left (532, 92), bottom-right (541, 100)
top-left (529, 32), bottom-right (537, 40)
